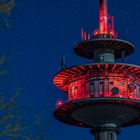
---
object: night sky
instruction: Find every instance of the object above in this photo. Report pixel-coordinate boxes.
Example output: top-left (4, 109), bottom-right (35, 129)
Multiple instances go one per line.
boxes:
top-left (1, 0), bottom-right (140, 140)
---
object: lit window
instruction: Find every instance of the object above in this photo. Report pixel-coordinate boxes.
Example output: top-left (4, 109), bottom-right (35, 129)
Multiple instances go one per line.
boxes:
top-left (118, 82), bottom-right (123, 86)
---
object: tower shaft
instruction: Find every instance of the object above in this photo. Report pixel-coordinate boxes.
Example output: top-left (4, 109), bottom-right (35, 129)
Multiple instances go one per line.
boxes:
top-left (94, 131), bottom-right (117, 140)
top-left (91, 124), bottom-right (120, 140)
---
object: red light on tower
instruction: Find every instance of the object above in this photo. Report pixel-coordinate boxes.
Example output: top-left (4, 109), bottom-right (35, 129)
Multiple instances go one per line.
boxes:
top-left (56, 100), bottom-right (63, 107)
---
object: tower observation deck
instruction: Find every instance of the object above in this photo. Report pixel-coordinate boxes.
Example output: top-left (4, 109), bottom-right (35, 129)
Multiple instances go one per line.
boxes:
top-left (53, 0), bottom-right (140, 140)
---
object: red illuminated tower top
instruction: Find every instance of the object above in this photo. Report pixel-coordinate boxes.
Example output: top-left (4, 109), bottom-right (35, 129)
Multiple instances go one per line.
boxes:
top-left (95, 0), bottom-right (116, 38)
top-left (77, 0), bottom-right (134, 61)
top-left (82, 0), bottom-right (116, 40)
top-left (100, 0), bottom-right (108, 34)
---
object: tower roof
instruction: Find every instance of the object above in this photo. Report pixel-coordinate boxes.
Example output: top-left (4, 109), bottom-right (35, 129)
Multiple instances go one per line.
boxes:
top-left (74, 38), bottom-right (135, 59)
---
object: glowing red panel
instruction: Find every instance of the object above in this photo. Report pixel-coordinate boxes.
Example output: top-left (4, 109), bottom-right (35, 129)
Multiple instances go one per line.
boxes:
top-left (53, 64), bottom-right (140, 102)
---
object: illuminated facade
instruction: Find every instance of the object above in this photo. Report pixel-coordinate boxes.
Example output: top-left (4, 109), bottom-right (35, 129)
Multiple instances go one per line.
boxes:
top-left (53, 0), bottom-right (140, 140)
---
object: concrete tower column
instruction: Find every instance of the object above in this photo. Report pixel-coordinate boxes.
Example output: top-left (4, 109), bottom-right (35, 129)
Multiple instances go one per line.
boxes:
top-left (94, 49), bottom-right (115, 63)
top-left (90, 124), bottom-right (120, 140)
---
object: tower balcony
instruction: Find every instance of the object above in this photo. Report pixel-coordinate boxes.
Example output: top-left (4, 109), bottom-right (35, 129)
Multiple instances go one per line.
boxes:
top-left (53, 63), bottom-right (140, 101)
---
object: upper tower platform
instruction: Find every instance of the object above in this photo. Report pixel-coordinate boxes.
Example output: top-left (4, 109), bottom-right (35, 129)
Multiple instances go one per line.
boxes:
top-left (74, 0), bottom-right (135, 62)
top-left (74, 38), bottom-right (135, 61)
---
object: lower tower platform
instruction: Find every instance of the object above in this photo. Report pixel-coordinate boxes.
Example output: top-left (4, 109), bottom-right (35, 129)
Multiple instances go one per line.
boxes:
top-left (54, 63), bottom-right (140, 140)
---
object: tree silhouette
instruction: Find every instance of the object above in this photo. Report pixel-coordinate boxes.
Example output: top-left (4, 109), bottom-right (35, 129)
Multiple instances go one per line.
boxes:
top-left (0, 0), bottom-right (15, 31)
top-left (0, 1), bottom-right (49, 139)
top-left (0, 54), bottom-right (49, 140)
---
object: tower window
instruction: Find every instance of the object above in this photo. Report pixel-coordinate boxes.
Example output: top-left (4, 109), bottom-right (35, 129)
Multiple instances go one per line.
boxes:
top-left (90, 82), bottom-right (94, 85)
top-left (118, 82), bottom-right (123, 86)
top-left (111, 87), bottom-right (119, 95)
top-left (110, 82), bottom-right (113, 85)
top-left (100, 81), bottom-right (104, 84)
top-left (82, 84), bottom-right (85, 87)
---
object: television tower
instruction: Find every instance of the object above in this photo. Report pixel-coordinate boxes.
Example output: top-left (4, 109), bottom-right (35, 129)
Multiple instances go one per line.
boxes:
top-left (53, 0), bottom-right (140, 140)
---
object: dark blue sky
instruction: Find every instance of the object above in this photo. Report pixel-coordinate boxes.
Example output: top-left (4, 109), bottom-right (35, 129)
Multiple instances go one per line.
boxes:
top-left (1, 0), bottom-right (140, 140)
